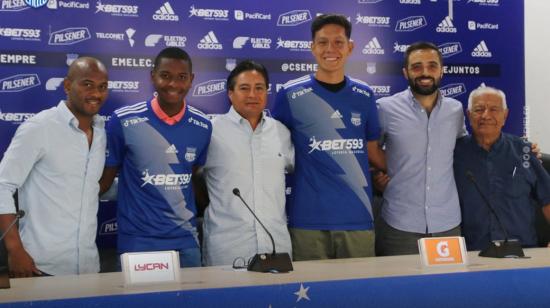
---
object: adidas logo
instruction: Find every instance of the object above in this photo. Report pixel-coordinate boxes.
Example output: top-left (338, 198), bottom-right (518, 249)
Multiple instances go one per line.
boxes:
top-left (165, 144), bottom-right (178, 154)
top-left (471, 40), bottom-right (492, 58)
top-left (362, 37), bottom-right (384, 55)
top-left (197, 31), bottom-right (223, 50)
top-left (436, 16), bottom-right (457, 33)
top-left (331, 110), bottom-right (343, 119)
top-left (153, 2), bottom-right (179, 21)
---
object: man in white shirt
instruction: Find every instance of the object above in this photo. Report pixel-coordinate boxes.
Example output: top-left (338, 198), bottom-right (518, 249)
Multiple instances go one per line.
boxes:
top-left (0, 57), bottom-right (108, 277)
top-left (202, 60), bottom-right (294, 266)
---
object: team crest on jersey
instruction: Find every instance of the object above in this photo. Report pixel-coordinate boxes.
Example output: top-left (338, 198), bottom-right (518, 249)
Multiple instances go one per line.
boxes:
top-left (184, 147), bottom-right (197, 162)
top-left (351, 112), bottom-right (361, 126)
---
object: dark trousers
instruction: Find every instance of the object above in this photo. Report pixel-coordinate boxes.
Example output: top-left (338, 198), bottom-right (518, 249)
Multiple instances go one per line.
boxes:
top-left (375, 217), bottom-right (461, 256)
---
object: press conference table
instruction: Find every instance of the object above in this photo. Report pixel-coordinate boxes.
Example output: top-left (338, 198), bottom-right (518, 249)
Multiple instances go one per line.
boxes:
top-left (1, 248), bottom-right (550, 307)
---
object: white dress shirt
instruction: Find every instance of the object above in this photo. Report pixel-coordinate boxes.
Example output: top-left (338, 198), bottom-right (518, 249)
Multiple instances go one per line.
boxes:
top-left (203, 107), bottom-right (294, 266)
top-left (0, 101), bottom-right (106, 275)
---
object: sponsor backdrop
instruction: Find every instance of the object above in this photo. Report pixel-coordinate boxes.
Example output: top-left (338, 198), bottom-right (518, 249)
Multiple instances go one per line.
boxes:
top-left (0, 0), bottom-right (523, 248)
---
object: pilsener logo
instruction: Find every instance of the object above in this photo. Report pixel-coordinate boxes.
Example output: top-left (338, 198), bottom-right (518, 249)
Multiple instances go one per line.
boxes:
top-left (141, 170), bottom-right (191, 189)
top-left (1, 74), bottom-right (40, 92)
top-left (395, 16), bottom-right (427, 32)
top-left (1, 0), bottom-right (30, 11)
top-left (440, 83), bottom-right (466, 98)
top-left (277, 10), bottom-right (311, 26)
top-left (48, 27), bottom-right (90, 45)
top-left (438, 42), bottom-right (462, 58)
top-left (192, 79), bottom-right (225, 97)
top-left (308, 137), bottom-right (364, 154)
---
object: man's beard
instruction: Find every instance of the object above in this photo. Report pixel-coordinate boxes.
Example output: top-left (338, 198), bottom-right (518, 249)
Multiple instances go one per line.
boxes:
top-left (408, 76), bottom-right (441, 96)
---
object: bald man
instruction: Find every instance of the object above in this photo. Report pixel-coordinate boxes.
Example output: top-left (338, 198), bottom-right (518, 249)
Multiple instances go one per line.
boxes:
top-left (0, 57), bottom-right (109, 277)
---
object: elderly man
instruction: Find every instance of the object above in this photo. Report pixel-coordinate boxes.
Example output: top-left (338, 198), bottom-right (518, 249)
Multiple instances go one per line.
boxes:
top-left (0, 57), bottom-right (109, 277)
top-left (202, 60), bottom-right (293, 266)
top-left (454, 86), bottom-right (550, 250)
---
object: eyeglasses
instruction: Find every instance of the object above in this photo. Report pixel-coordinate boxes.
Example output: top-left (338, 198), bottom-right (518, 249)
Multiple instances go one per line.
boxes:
top-left (232, 256), bottom-right (254, 270)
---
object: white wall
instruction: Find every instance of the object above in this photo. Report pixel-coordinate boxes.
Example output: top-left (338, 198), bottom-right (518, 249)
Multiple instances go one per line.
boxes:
top-left (525, 0), bottom-right (550, 151)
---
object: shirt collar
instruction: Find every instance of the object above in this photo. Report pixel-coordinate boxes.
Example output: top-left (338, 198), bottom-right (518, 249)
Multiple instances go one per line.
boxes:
top-left (58, 100), bottom-right (105, 129)
top-left (226, 106), bottom-right (266, 128)
top-left (151, 97), bottom-right (186, 125)
top-left (406, 87), bottom-right (443, 111)
top-left (471, 133), bottom-right (504, 153)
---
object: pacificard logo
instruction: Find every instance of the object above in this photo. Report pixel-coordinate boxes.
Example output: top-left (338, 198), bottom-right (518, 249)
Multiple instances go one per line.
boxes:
top-left (47, 0), bottom-right (90, 10)
top-left (234, 10), bottom-right (270, 21)
top-left (192, 79), bottom-right (225, 97)
top-left (48, 27), bottom-right (90, 45)
top-left (277, 10), bottom-right (311, 26)
top-left (395, 16), bottom-right (427, 32)
top-left (0, 74), bottom-right (40, 92)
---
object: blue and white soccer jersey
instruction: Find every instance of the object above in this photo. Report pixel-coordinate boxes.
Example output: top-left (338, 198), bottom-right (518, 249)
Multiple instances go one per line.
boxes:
top-left (272, 74), bottom-right (380, 230)
top-left (105, 100), bottom-right (212, 253)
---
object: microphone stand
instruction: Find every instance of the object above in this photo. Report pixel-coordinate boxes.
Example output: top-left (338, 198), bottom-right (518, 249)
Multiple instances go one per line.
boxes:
top-left (233, 188), bottom-right (293, 273)
top-left (466, 172), bottom-right (524, 258)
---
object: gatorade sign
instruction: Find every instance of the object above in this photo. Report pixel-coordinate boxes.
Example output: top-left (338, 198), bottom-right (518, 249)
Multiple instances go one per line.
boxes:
top-left (418, 236), bottom-right (468, 267)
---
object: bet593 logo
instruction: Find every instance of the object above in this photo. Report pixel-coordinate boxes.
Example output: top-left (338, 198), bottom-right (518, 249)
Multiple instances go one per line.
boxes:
top-left (141, 170), bottom-right (191, 189)
top-left (308, 137), bottom-right (364, 154)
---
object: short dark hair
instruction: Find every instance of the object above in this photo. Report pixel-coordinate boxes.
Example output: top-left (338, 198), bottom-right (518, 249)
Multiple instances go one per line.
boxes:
top-left (153, 47), bottom-right (193, 72)
top-left (311, 14), bottom-right (351, 40)
top-left (404, 41), bottom-right (443, 68)
top-left (226, 60), bottom-right (269, 91)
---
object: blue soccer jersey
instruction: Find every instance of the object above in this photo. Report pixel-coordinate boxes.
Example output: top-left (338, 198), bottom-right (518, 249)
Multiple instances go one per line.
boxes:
top-left (105, 100), bottom-right (212, 253)
top-left (272, 74), bottom-right (380, 230)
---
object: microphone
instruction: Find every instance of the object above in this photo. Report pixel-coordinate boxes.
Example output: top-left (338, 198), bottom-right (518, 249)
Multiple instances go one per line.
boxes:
top-left (1, 210), bottom-right (25, 289)
top-left (232, 188), bottom-right (293, 273)
top-left (465, 171), bottom-right (524, 258)
top-left (0, 210), bottom-right (25, 242)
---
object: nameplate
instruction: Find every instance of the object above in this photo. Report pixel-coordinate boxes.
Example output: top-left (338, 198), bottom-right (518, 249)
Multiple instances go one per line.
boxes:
top-left (418, 236), bottom-right (468, 267)
top-left (121, 250), bottom-right (180, 287)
